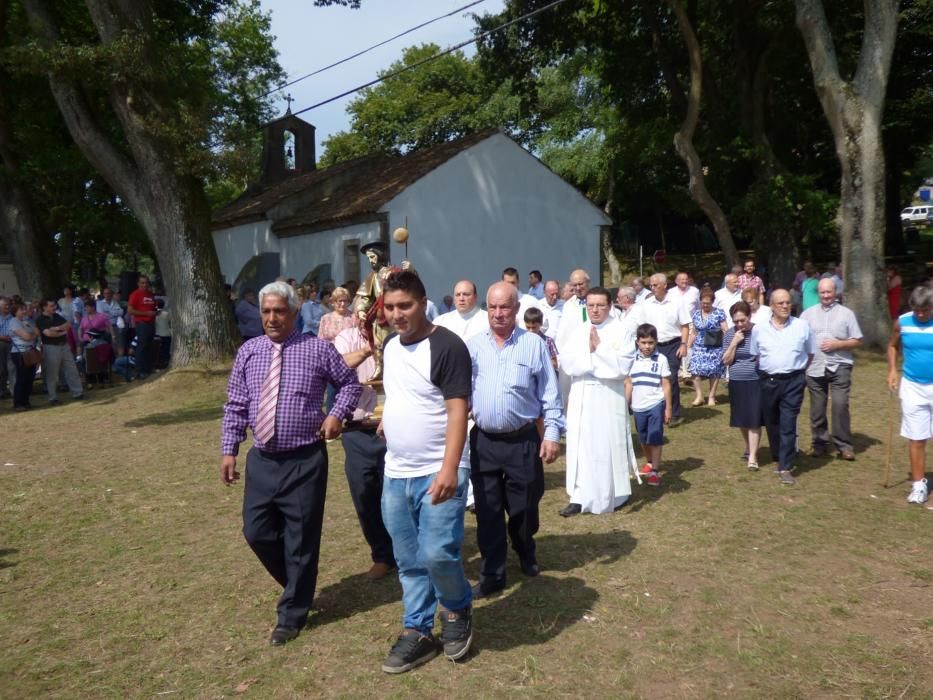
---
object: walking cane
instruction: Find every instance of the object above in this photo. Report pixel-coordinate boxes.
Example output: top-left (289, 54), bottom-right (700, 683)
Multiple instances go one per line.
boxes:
top-left (883, 388), bottom-right (897, 489)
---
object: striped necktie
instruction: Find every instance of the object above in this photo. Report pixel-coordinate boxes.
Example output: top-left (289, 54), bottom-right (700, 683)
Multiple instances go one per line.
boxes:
top-left (253, 342), bottom-right (283, 445)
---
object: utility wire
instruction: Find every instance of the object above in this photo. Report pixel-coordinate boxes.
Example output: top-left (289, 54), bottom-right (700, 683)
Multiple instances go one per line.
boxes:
top-left (291, 0), bottom-right (572, 117)
top-left (266, 0), bottom-right (489, 98)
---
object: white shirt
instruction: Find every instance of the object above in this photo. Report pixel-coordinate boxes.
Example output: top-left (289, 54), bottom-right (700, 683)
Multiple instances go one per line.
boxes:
top-left (517, 292), bottom-right (544, 331)
top-left (433, 306), bottom-right (489, 341)
top-left (749, 316), bottom-right (815, 374)
top-left (538, 298), bottom-right (564, 339)
top-left (634, 288), bottom-right (652, 304)
top-left (667, 285), bottom-right (700, 315)
top-left (751, 306), bottom-right (772, 326)
top-left (714, 288), bottom-right (742, 326)
top-left (635, 294), bottom-right (691, 343)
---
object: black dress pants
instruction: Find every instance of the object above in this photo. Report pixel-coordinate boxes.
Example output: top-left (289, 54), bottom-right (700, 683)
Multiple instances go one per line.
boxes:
top-left (340, 429), bottom-right (394, 565)
top-left (760, 371), bottom-right (806, 471)
top-left (469, 424), bottom-right (544, 592)
top-left (656, 339), bottom-right (683, 418)
top-left (242, 442), bottom-right (328, 629)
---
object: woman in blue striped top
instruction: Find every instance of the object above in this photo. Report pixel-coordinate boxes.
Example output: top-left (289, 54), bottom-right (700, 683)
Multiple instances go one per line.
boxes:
top-left (723, 301), bottom-right (762, 471)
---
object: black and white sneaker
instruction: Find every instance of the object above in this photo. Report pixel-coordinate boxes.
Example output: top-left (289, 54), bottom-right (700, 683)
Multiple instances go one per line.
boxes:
top-left (440, 606), bottom-right (473, 661)
top-left (382, 629), bottom-right (437, 674)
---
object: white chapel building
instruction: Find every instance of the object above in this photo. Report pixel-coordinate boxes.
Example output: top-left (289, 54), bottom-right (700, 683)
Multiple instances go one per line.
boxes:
top-left (211, 113), bottom-right (610, 304)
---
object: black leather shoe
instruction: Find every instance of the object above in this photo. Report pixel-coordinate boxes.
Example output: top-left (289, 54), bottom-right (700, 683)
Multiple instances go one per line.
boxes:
top-left (559, 503), bottom-right (582, 518)
top-left (471, 581), bottom-right (504, 600)
top-left (520, 558), bottom-right (540, 577)
top-left (269, 625), bottom-right (301, 646)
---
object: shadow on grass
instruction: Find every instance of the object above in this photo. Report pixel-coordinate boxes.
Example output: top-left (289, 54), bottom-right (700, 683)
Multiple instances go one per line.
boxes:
top-left (678, 405), bottom-right (718, 426)
top-left (473, 574), bottom-right (598, 653)
top-left (625, 456), bottom-right (703, 513)
top-left (0, 548), bottom-right (19, 569)
top-left (311, 572), bottom-right (401, 628)
top-left (124, 403), bottom-right (223, 427)
top-left (535, 529), bottom-right (638, 572)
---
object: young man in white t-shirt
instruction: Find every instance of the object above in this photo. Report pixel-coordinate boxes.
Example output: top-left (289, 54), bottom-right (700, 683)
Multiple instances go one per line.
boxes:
top-left (625, 323), bottom-right (672, 486)
top-left (377, 270), bottom-right (474, 673)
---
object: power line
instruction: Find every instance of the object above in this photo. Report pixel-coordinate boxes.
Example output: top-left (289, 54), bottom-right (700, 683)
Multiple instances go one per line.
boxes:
top-left (291, 0), bottom-right (572, 118)
top-left (265, 0), bottom-right (489, 98)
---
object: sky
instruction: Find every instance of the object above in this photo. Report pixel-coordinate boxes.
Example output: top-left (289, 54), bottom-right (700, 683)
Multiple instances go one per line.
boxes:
top-left (259, 0), bottom-right (508, 158)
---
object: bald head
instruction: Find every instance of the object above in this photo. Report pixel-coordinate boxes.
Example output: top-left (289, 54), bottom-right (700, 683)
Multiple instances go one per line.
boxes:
top-left (818, 277), bottom-right (837, 307)
top-left (569, 269), bottom-right (590, 300)
top-left (453, 279), bottom-right (478, 313)
top-left (544, 280), bottom-right (560, 305)
top-left (486, 281), bottom-right (519, 337)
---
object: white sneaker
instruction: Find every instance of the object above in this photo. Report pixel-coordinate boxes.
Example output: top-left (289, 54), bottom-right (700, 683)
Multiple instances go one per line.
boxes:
top-left (907, 479), bottom-right (928, 505)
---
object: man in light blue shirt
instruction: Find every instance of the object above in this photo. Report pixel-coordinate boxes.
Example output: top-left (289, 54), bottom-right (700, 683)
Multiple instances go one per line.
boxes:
top-left (300, 283), bottom-right (323, 336)
top-left (467, 282), bottom-right (563, 598)
top-left (527, 270), bottom-right (545, 300)
top-left (750, 288), bottom-right (815, 485)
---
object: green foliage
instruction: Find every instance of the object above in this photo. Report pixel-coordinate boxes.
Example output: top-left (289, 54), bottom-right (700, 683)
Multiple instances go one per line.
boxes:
top-left (0, 0), bottom-right (283, 278)
top-left (732, 174), bottom-right (838, 254)
top-left (320, 44), bottom-right (505, 166)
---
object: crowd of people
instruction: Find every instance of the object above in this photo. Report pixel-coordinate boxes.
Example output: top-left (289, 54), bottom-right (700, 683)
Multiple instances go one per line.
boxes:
top-left (0, 275), bottom-right (171, 411)
top-left (217, 256), bottom-right (933, 672)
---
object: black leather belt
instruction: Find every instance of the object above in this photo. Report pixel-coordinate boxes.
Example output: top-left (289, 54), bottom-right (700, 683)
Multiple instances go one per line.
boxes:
top-left (657, 338), bottom-right (681, 346)
top-left (760, 369), bottom-right (804, 380)
top-left (479, 422), bottom-right (536, 439)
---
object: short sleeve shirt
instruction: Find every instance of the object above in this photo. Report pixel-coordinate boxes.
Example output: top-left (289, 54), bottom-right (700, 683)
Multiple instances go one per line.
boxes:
top-left (382, 326), bottom-right (472, 478)
top-left (630, 351), bottom-right (670, 412)
top-left (36, 313), bottom-right (68, 346)
top-left (128, 289), bottom-right (156, 324)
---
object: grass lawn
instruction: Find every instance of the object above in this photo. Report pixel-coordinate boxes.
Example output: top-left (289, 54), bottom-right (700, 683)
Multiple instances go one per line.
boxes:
top-left (1, 352), bottom-right (931, 698)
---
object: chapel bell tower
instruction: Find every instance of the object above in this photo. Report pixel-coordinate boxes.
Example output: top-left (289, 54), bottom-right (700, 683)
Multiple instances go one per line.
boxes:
top-left (259, 105), bottom-right (316, 185)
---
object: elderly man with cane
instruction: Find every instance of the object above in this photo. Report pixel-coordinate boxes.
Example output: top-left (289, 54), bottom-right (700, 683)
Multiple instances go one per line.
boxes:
top-left (887, 286), bottom-right (933, 504)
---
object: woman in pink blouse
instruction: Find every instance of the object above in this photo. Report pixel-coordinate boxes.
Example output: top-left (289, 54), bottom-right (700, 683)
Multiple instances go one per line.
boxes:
top-left (318, 287), bottom-right (358, 341)
top-left (79, 301), bottom-right (113, 380)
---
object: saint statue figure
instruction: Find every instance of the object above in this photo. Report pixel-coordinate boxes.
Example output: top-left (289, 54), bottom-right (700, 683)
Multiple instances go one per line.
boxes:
top-left (356, 242), bottom-right (411, 381)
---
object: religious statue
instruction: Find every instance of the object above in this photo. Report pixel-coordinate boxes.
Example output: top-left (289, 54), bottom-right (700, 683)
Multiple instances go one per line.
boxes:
top-left (356, 241), bottom-right (410, 381)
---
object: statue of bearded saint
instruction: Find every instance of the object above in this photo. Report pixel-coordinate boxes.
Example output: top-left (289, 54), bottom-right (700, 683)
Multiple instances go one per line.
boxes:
top-left (356, 243), bottom-right (411, 382)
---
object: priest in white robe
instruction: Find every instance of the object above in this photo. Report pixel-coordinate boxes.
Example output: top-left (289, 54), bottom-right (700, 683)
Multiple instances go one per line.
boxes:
top-left (433, 279), bottom-right (489, 341)
top-left (555, 268), bottom-right (592, 410)
top-left (559, 286), bottom-right (640, 516)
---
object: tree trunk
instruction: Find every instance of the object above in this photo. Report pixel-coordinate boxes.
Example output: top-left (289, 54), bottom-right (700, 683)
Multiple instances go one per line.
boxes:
top-left (58, 229), bottom-right (75, 282)
top-left (795, 0), bottom-right (898, 348)
top-left (132, 175), bottom-right (238, 365)
top-left (665, 0), bottom-right (740, 268)
top-left (22, 0), bottom-right (238, 365)
top-left (0, 120), bottom-right (60, 299)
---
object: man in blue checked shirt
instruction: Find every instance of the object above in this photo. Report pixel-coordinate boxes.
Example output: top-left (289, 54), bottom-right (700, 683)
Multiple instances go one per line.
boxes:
top-left (467, 282), bottom-right (564, 599)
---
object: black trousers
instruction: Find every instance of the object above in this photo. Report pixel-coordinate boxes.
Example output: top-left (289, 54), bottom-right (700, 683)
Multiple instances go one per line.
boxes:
top-left (242, 442), bottom-right (328, 629)
top-left (656, 340), bottom-right (683, 418)
top-left (760, 371), bottom-right (806, 471)
top-left (11, 353), bottom-right (37, 409)
top-left (470, 424), bottom-right (544, 591)
top-left (340, 429), bottom-right (394, 565)
top-left (134, 322), bottom-right (155, 376)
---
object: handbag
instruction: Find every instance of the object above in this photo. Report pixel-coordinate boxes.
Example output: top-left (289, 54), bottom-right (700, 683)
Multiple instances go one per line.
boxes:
top-left (703, 328), bottom-right (724, 348)
top-left (22, 347), bottom-right (41, 368)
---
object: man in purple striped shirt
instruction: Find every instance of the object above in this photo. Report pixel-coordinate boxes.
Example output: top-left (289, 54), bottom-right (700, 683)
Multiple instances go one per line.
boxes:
top-left (221, 281), bottom-right (361, 646)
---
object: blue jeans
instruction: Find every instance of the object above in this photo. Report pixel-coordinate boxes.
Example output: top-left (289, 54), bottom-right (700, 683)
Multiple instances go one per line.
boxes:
top-left (381, 467), bottom-right (472, 635)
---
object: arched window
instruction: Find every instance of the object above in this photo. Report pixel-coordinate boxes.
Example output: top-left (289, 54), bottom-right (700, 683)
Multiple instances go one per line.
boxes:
top-left (283, 130), bottom-right (296, 170)
top-left (233, 253), bottom-right (281, 296)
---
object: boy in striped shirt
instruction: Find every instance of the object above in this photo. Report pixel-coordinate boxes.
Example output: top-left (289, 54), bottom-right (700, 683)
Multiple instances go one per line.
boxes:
top-left (625, 324), bottom-right (672, 486)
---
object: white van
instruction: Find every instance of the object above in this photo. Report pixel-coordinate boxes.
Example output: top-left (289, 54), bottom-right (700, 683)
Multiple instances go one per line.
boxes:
top-left (901, 206), bottom-right (931, 223)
